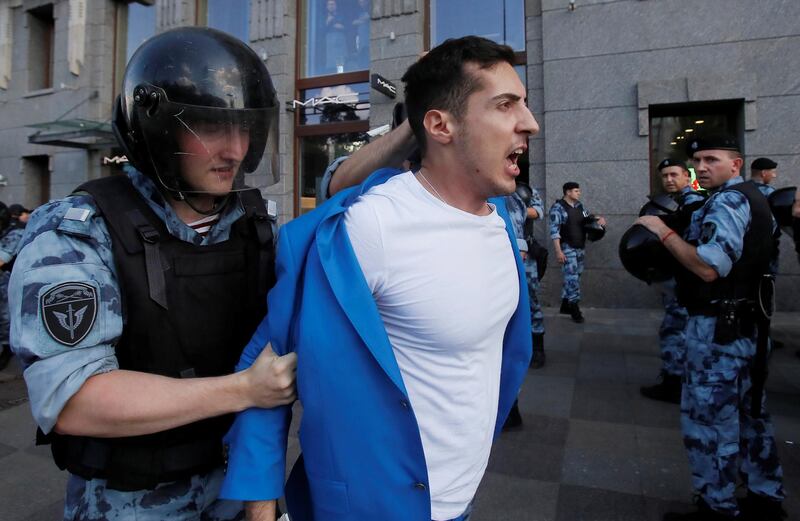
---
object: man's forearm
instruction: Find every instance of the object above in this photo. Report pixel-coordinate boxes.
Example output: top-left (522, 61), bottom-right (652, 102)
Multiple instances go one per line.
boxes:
top-left (328, 120), bottom-right (416, 195)
top-left (552, 238), bottom-right (562, 252)
top-left (662, 234), bottom-right (718, 282)
top-left (56, 342), bottom-right (296, 437)
top-left (246, 500), bottom-right (277, 521)
top-left (56, 369), bottom-right (254, 437)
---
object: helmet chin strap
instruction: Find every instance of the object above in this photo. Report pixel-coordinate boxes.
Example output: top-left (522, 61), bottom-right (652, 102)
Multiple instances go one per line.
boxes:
top-left (155, 170), bottom-right (233, 216)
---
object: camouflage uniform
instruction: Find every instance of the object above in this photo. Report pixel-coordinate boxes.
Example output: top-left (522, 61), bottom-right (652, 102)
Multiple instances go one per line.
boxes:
top-left (749, 180), bottom-right (780, 277)
top-left (658, 186), bottom-right (706, 377)
top-left (505, 189), bottom-right (545, 335)
top-left (0, 226), bottom-right (25, 348)
top-left (680, 176), bottom-right (784, 516)
top-left (548, 200), bottom-right (587, 304)
top-left (9, 168), bottom-right (246, 520)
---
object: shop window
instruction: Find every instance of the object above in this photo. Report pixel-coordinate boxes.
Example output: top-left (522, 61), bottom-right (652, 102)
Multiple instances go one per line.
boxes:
top-left (125, 2), bottom-right (156, 63)
top-left (298, 132), bottom-right (368, 213)
top-left (301, 0), bottom-right (371, 78)
top-left (27, 4), bottom-right (55, 90)
top-left (429, 0), bottom-right (524, 51)
top-left (23, 155), bottom-right (51, 207)
top-left (296, 82), bottom-right (370, 126)
top-left (648, 101), bottom-right (743, 195)
top-left (206, 0), bottom-right (249, 42)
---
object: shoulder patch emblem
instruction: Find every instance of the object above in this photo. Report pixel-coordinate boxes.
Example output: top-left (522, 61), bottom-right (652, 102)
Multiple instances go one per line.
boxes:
top-left (41, 282), bottom-right (98, 346)
top-left (700, 222), bottom-right (717, 244)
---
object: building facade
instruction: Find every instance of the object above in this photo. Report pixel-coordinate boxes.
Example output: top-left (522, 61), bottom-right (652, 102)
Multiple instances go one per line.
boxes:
top-left (1, 0), bottom-right (798, 309)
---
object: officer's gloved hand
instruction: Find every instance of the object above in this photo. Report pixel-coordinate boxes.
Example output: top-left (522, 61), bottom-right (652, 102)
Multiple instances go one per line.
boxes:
top-left (242, 343), bottom-right (297, 409)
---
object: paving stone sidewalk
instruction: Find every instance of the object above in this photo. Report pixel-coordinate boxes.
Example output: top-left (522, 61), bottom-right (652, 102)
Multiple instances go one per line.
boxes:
top-left (0, 308), bottom-right (798, 520)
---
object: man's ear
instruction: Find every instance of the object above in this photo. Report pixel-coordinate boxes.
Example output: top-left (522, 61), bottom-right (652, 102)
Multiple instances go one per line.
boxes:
top-left (423, 109), bottom-right (454, 146)
top-left (732, 156), bottom-right (744, 172)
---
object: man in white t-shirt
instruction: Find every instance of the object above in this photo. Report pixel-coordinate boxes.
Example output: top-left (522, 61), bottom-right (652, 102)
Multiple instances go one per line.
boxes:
top-left (344, 37), bottom-right (538, 520)
top-left (224, 36), bottom-right (540, 521)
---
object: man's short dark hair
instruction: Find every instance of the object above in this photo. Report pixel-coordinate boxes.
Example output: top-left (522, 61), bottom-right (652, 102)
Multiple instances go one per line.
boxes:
top-left (401, 36), bottom-right (516, 156)
top-left (563, 182), bottom-right (579, 194)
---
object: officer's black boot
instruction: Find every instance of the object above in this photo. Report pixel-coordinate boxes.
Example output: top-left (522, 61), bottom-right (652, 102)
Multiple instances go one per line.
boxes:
top-left (569, 301), bottom-right (584, 323)
top-left (738, 491), bottom-right (787, 520)
top-left (663, 498), bottom-right (741, 520)
top-left (0, 345), bottom-right (12, 371)
top-left (531, 333), bottom-right (546, 369)
top-left (640, 372), bottom-right (681, 404)
top-left (502, 399), bottom-right (523, 431)
top-left (559, 298), bottom-right (570, 314)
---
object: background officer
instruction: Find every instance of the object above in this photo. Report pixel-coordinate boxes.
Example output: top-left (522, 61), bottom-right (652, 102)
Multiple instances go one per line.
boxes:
top-left (749, 157), bottom-right (778, 197)
top-left (506, 183), bottom-right (546, 368)
top-left (640, 158), bottom-right (705, 404)
top-left (0, 201), bottom-right (14, 370)
top-left (549, 181), bottom-right (606, 323)
top-left (9, 27), bottom-right (296, 520)
top-left (636, 135), bottom-right (785, 521)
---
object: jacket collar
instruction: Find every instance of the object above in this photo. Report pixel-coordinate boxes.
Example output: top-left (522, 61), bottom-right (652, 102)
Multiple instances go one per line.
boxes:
top-left (314, 169), bottom-right (530, 399)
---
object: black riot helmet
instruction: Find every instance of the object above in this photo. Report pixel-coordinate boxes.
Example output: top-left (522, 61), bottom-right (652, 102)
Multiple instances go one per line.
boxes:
top-left (583, 215), bottom-right (606, 242)
top-left (0, 201), bottom-right (9, 232)
top-left (618, 224), bottom-right (675, 284)
top-left (638, 194), bottom-right (679, 217)
top-left (113, 27), bottom-right (280, 202)
top-left (767, 186), bottom-right (797, 235)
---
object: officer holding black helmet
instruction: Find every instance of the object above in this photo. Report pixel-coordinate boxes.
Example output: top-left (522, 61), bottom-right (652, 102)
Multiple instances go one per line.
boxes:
top-left (9, 27), bottom-right (296, 519)
top-left (639, 158), bottom-right (705, 404)
top-left (636, 135), bottom-right (785, 521)
top-left (548, 182), bottom-right (606, 323)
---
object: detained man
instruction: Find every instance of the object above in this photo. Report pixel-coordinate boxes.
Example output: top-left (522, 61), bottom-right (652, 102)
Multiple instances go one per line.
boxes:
top-left (220, 36), bottom-right (539, 521)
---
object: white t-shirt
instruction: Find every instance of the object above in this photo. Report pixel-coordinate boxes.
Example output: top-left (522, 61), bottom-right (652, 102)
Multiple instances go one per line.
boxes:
top-left (344, 171), bottom-right (519, 520)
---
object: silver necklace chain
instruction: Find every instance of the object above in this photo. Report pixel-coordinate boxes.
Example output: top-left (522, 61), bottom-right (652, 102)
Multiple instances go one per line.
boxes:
top-left (417, 169), bottom-right (448, 206)
top-left (416, 169), bottom-right (493, 214)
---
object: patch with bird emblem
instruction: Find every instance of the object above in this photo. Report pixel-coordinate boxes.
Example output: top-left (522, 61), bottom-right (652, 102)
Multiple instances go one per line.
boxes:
top-left (40, 282), bottom-right (98, 346)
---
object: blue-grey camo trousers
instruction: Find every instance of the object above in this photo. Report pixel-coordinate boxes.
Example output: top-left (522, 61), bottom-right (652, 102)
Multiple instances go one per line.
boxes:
top-left (0, 271), bottom-right (9, 347)
top-left (659, 278), bottom-right (687, 377)
top-left (63, 467), bottom-right (244, 521)
top-left (681, 316), bottom-right (784, 516)
top-left (560, 245), bottom-right (584, 303)
top-left (525, 259), bottom-right (544, 335)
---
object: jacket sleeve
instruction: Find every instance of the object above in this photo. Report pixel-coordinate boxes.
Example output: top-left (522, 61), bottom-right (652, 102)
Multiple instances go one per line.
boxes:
top-left (220, 227), bottom-right (299, 501)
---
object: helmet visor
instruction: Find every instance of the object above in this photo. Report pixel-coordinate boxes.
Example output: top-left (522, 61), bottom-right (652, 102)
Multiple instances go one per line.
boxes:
top-left (136, 96), bottom-right (280, 195)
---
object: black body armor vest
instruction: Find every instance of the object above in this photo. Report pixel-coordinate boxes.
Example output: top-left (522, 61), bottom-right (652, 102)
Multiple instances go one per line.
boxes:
top-left (44, 175), bottom-right (275, 491)
top-left (557, 199), bottom-right (587, 249)
top-left (664, 190), bottom-right (706, 236)
top-left (676, 181), bottom-right (772, 314)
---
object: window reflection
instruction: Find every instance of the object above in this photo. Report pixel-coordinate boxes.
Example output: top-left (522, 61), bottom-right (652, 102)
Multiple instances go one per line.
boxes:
top-left (299, 133), bottom-right (368, 213)
top-left (207, 0), bottom-right (249, 42)
top-left (303, 0), bottom-right (371, 77)
top-left (297, 82), bottom-right (370, 125)
top-left (126, 3), bottom-right (156, 63)
top-left (431, 0), bottom-right (524, 51)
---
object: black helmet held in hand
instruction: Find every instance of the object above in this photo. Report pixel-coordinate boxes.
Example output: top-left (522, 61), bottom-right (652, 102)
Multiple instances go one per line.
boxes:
top-left (112, 27), bottom-right (280, 200)
top-left (767, 186), bottom-right (797, 235)
top-left (619, 224), bottom-right (675, 284)
top-left (638, 193), bottom-right (679, 217)
top-left (583, 215), bottom-right (606, 242)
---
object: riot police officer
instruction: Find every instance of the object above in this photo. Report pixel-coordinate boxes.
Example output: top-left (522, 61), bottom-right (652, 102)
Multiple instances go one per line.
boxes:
top-left (549, 182), bottom-right (606, 323)
top-left (636, 135), bottom-right (785, 521)
top-left (748, 157), bottom-right (778, 197)
top-left (9, 28), bottom-right (296, 520)
top-left (640, 158), bottom-right (705, 403)
top-left (0, 201), bottom-right (14, 370)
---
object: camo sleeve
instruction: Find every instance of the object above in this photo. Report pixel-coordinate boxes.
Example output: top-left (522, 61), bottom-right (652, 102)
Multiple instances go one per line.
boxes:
top-left (691, 191), bottom-right (750, 279)
top-left (529, 188), bottom-right (544, 220)
top-left (9, 195), bottom-right (122, 434)
top-left (0, 228), bottom-right (25, 264)
top-left (549, 202), bottom-right (566, 240)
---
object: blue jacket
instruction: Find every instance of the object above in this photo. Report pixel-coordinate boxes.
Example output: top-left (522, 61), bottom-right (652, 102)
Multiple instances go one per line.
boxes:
top-left (221, 169), bottom-right (533, 520)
